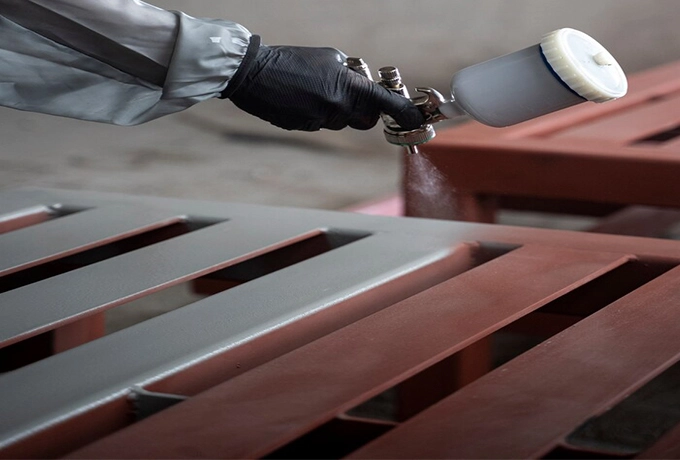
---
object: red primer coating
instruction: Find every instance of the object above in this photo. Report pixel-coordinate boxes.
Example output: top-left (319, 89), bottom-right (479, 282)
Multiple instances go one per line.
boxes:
top-left (69, 246), bottom-right (630, 459)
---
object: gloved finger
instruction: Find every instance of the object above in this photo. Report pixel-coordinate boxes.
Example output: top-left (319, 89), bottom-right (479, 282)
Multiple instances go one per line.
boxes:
top-left (324, 106), bottom-right (379, 131)
top-left (347, 107), bottom-right (381, 130)
top-left (322, 116), bottom-right (349, 131)
top-left (369, 84), bottom-right (426, 130)
top-left (348, 115), bottom-right (380, 131)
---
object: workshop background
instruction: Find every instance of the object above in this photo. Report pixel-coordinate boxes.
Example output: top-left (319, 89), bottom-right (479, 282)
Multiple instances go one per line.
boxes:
top-left (1, 0), bottom-right (679, 210)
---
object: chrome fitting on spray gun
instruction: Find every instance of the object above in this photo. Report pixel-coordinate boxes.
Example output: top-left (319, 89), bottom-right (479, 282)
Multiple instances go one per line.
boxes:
top-left (346, 28), bottom-right (628, 156)
top-left (347, 58), bottom-right (443, 155)
top-left (377, 66), bottom-right (437, 156)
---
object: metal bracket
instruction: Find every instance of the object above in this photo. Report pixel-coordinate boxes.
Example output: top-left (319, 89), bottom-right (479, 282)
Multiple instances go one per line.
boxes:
top-left (129, 386), bottom-right (187, 421)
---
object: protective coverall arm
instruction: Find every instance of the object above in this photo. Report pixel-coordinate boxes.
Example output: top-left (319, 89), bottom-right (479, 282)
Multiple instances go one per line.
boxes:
top-left (0, 0), bottom-right (251, 125)
top-left (0, 0), bottom-right (425, 131)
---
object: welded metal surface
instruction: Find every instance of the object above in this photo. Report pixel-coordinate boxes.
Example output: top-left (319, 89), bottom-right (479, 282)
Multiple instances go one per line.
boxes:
top-left (129, 388), bottom-right (187, 421)
top-left (2, 188), bottom-right (680, 458)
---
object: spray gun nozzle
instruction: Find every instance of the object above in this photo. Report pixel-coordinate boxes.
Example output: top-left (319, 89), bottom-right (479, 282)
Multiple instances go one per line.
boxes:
top-left (347, 59), bottom-right (453, 155)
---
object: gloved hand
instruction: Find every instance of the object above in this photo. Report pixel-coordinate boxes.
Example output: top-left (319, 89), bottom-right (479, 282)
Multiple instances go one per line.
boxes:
top-left (222, 36), bottom-right (426, 132)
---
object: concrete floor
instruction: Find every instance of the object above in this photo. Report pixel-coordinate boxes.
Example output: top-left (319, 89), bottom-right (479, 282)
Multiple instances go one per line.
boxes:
top-left (0, 99), bottom-right (404, 210)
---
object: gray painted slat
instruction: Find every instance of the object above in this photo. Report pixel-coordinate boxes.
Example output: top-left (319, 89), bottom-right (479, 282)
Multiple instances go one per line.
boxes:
top-left (0, 217), bottom-right (320, 347)
top-left (0, 189), bottom-right (54, 218)
top-left (10, 188), bottom-right (680, 263)
top-left (0, 233), bottom-right (453, 449)
top-left (0, 204), bottom-right (182, 275)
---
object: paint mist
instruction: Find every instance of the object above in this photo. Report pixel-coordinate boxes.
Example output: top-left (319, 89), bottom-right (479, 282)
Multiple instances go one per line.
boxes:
top-left (404, 154), bottom-right (457, 220)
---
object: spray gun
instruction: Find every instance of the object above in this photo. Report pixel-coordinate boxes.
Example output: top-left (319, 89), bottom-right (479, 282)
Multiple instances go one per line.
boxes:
top-left (347, 28), bottom-right (628, 155)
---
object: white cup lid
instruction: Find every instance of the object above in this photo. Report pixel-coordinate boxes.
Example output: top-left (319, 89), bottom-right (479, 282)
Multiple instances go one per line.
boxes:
top-left (540, 28), bottom-right (628, 103)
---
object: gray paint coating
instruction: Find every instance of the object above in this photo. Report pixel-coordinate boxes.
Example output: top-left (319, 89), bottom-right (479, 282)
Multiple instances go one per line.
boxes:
top-left (0, 189), bottom-right (459, 449)
top-left (0, 218), bottom-right (324, 347)
top-left (0, 204), bottom-right (182, 275)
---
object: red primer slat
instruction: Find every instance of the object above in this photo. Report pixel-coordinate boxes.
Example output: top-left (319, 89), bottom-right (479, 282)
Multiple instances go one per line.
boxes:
top-left (68, 245), bottom-right (630, 459)
top-left (550, 92), bottom-right (680, 145)
top-left (660, 134), bottom-right (680, 152)
top-left (351, 266), bottom-right (680, 459)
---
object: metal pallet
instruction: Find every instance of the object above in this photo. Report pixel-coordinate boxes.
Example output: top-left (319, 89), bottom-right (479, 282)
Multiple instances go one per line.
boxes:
top-left (1, 188), bottom-right (680, 458)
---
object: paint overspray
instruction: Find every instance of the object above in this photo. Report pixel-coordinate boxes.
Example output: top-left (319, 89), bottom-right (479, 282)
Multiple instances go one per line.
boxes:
top-left (404, 152), bottom-right (457, 220)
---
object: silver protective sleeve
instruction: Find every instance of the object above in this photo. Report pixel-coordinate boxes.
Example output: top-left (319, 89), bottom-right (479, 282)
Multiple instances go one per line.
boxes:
top-left (0, 0), bottom-right (251, 125)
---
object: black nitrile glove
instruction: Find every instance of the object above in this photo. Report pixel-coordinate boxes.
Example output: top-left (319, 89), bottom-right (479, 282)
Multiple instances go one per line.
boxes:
top-left (222, 36), bottom-right (425, 132)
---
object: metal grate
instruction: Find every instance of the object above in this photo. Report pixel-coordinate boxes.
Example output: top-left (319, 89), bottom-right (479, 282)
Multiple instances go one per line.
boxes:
top-left (1, 188), bottom-right (680, 458)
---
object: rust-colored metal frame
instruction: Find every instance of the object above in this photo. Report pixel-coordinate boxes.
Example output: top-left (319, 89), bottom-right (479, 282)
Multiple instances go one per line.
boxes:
top-left (1, 188), bottom-right (680, 458)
